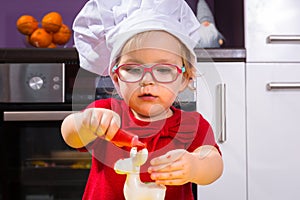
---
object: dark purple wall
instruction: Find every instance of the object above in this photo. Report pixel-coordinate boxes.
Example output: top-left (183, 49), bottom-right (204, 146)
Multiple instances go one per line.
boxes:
top-left (0, 0), bottom-right (200, 48)
top-left (0, 0), bottom-right (88, 48)
top-left (185, 0), bottom-right (214, 15)
top-left (0, 0), bottom-right (243, 48)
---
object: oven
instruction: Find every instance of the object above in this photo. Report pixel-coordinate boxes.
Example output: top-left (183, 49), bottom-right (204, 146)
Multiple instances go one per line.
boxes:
top-left (0, 62), bottom-right (114, 200)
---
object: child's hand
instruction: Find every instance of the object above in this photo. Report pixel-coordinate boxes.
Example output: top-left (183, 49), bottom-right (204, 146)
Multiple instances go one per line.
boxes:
top-left (79, 108), bottom-right (121, 141)
top-left (148, 149), bottom-right (198, 185)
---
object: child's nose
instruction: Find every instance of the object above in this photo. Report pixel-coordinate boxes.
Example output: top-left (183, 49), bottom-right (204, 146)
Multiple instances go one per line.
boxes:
top-left (140, 72), bottom-right (155, 86)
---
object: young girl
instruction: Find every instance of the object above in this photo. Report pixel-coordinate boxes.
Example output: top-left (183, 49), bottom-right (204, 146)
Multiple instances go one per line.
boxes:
top-left (61, 0), bottom-right (223, 199)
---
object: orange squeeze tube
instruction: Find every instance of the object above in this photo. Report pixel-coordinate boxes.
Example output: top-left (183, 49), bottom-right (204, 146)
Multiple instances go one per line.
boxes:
top-left (110, 129), bottom-right (146, 149)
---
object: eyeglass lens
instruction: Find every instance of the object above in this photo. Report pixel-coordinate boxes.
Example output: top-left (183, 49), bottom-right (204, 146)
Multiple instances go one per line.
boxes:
top-left (118, 64), bottom-right (179, 83)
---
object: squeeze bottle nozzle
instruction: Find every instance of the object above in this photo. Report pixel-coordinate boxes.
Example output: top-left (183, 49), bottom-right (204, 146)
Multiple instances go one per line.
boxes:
top-left (110, 129), bottom-right (146, 149)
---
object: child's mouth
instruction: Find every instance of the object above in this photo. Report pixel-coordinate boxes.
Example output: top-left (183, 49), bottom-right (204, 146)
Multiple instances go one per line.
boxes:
top-left (139, 93), bottom-right (157, 100)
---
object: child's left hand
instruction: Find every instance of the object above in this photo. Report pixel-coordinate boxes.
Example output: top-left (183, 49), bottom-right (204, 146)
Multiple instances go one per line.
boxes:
top-left (148, 149), bottom-right (198, 185)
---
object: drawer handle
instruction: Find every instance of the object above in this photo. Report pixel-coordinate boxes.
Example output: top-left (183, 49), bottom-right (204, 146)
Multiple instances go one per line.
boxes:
top-left (266, 82), bottom-right (300, 90)
top-left (266, 35), bottom-right (300, 44)
top-left (218, 83), bottom-right (226, 143)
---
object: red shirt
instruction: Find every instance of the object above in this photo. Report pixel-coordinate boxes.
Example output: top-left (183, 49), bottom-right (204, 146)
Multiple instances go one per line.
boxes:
top-left (81, 98), bottom-right (220, 200)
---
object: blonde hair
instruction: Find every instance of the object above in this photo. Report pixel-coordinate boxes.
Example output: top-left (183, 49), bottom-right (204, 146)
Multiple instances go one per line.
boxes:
top-left (116, 30), bottom-right (196, 81)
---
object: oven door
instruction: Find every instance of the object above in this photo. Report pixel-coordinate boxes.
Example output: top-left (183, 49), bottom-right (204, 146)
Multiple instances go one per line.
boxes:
top-left (1, 109), bottom-right (90, 200)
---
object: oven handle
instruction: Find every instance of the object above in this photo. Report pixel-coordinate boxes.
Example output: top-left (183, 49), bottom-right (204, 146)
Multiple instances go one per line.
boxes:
top-left (3, 111), bottom-right (74, 121)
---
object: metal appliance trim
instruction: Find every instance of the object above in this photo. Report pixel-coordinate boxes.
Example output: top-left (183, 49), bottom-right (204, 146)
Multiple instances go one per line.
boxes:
top-left (62, 63), bottom-right (66, 103)
top-left (218, 83), bottom-right (226, 143)
top-left (267, 35), bottom-right (300, 44)
top-left (3, 111), bottom-right (73, 121)
top-left (266, 82), bottom-right (300, 90)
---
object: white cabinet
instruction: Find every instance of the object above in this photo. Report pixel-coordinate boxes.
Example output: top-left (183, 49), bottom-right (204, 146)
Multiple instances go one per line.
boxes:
top-left (196, 62), bottom-right (247, 200)
top-left (245, 0), bottom-right (300, 62)
top-left (247, 63), bottom-right (300, 200)
top-left (245, 0), bottom-right (300, 199)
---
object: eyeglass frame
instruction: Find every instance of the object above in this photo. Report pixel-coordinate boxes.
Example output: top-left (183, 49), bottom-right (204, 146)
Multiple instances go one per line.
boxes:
top-left (111, 63), bottom-right (186, 83)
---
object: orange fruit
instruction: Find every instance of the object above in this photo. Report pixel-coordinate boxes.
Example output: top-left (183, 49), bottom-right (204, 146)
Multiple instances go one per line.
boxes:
top-left (47, 43), bottom-right (57, 48)
top-left (41, 12), bottom-right (63, 33)
top-left (16, 15), bottom-right (39, 35)
top-left (25, 35), bottom-right (34, 46)
top-left (29, 28), bottom-right (53, 48)
top-left (52, 24), bottom-right (71, 45)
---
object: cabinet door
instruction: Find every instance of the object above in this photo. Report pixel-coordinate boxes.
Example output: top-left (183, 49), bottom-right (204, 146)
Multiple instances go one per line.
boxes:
top-left (245, 0), bottom-right (300, 62)
top-left (247, 63), bottom-right (300, 200)
top-left (196, 62), bottom-right (247, 200)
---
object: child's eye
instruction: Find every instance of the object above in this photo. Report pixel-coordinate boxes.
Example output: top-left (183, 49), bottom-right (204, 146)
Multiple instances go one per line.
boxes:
top-left (156, 66), bottom-right (172, 73)
top-left (122, 66), bottom-right (142, 74)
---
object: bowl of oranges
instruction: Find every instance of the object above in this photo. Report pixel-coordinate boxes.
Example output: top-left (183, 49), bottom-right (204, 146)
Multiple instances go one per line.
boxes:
top-left (16, 12), bottom-right (71, 48)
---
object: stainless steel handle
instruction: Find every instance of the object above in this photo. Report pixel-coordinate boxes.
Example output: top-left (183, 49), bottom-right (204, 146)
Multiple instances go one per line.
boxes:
top-left (266, 82), bottom-right (300, 90)
top-left (218, 83), bottom-right (226, 143)
top-left (3, 111), bottom-right (74, 121)
top-left (267, 35), bottom-right (300, 44)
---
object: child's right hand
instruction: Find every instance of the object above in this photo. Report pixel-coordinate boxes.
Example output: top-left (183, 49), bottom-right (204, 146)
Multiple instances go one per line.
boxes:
top-left (78, 108), bottom-right (121, 141)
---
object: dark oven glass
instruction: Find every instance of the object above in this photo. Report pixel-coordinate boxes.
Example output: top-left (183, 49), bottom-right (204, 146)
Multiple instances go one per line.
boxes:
top-left (0, 63), bottom-right (116, 200)
top-left (0, 111), bottom-right (90, 200)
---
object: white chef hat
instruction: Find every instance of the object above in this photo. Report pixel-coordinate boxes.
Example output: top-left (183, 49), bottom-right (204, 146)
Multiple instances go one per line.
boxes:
top-left (73, 0), bottom-right (201, 76)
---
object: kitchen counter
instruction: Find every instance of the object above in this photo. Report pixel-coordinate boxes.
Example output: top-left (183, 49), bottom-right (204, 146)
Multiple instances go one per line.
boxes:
top-left (0, 48), bottom-right (245, 63)
top-left (195, 48), bottom-right (245, 62)
top-left (0, 48), bottom-right (79, 64)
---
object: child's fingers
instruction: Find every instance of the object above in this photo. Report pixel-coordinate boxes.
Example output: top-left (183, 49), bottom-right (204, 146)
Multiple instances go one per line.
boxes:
top-left (149, 158), bottom-right (183, 172)
top-left (150, 167), bottom-right (188, 185)
top-left (150, 149), bottom-right (186, 168)
top-left (90, 110), bottom-right (103, 135)
top-left (154, 178), bottom-right (186, 186)
top-left (150, 149), bottom-right (186, 164)
top-left (81, 108), bottom-right (94, 128)
top-left (97, 110), bottom-right (121, 140)
top-left (151, 169), bottom-right (184, 181)
top-left (96, 111), bottom-right (112, 137)
top-left (80, 108), bottom-right (121, 140)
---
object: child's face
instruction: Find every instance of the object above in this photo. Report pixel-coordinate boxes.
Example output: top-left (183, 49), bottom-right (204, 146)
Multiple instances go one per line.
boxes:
top-left (113, 48), bottom-right (188, 121)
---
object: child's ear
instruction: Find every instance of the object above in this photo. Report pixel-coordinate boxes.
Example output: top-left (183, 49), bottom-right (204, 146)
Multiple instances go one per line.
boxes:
top-left (179, 77), bottom-right (191, 92)
top-left (112, 74), bottom-right (119, 86)
top-left (111, 74), bottom-right (122, 97)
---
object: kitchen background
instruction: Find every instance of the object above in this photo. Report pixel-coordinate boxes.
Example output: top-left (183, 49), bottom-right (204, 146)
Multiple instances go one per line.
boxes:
top-left (0, 0), bottom-right (87, 48)
top-left (3, 0), bottom-right (299, 200)
top-left (0, 0), bottom-right (244, 48)
top-left (1, 0), bottom-right (245, 200)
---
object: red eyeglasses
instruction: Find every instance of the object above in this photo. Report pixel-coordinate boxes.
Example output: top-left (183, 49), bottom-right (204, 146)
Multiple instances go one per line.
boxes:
top-left (111, 63), bottom-right (186, 83)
